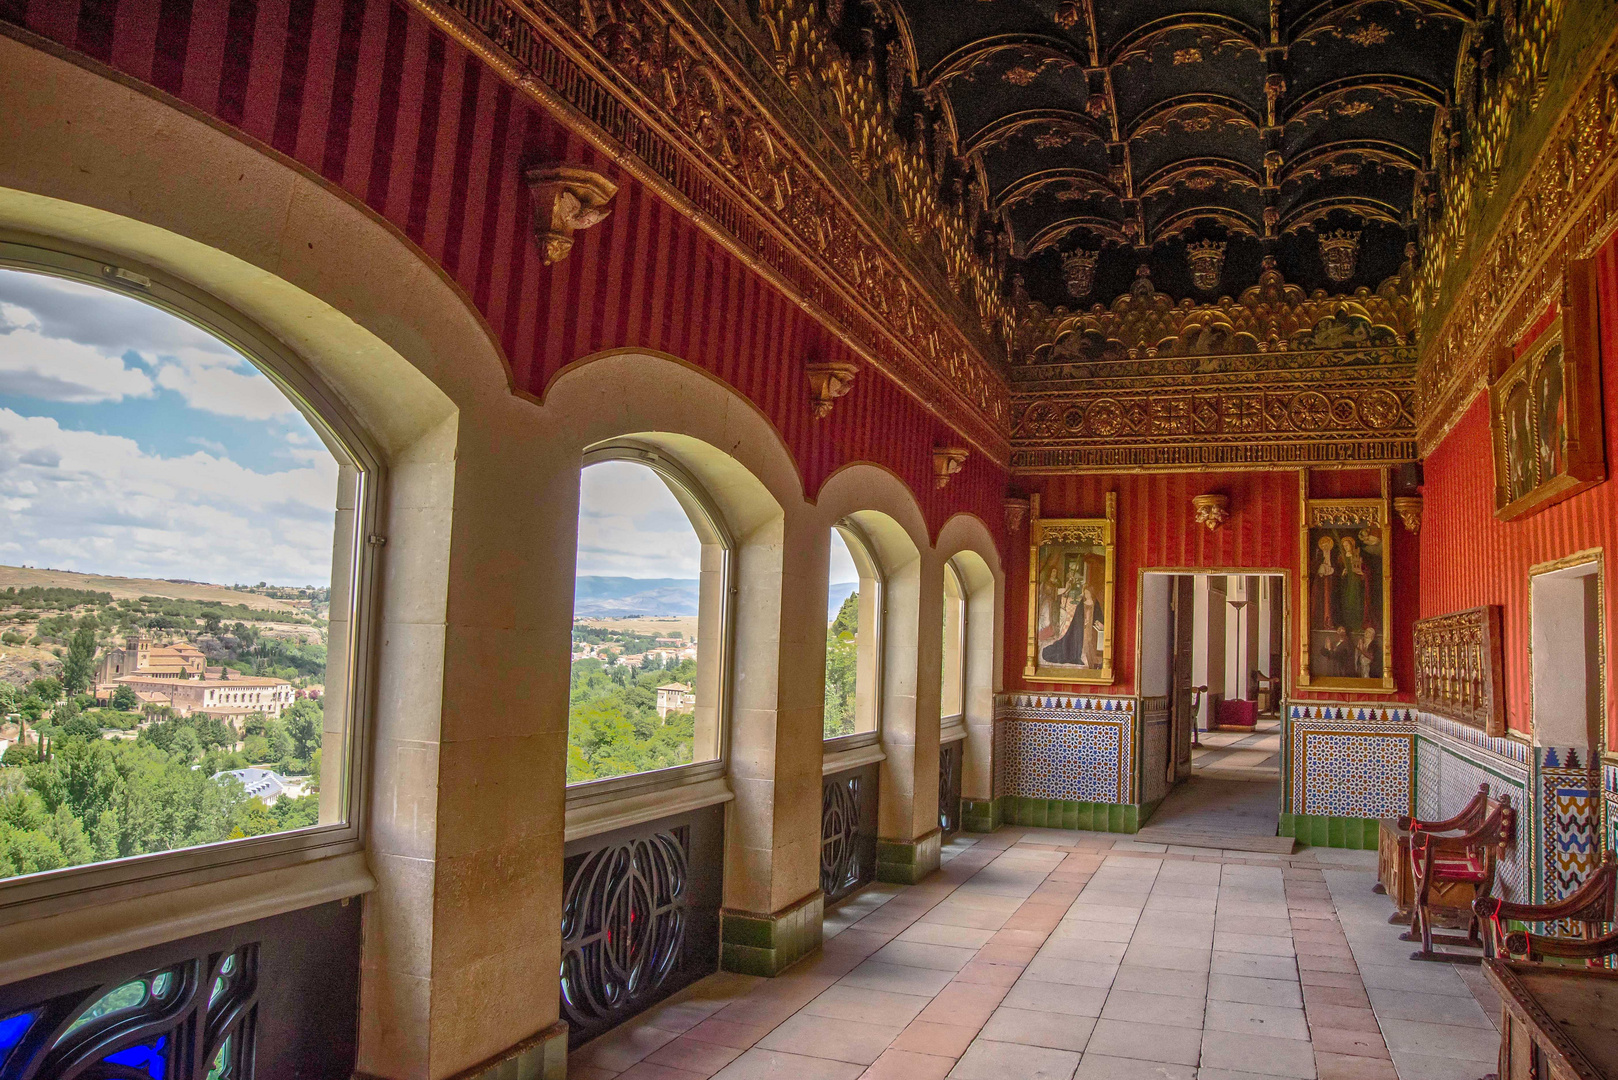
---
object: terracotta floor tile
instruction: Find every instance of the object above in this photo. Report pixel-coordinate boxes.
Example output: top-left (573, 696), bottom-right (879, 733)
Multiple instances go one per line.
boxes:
top-left (857, 1048), bottom-right (955, 1080)
top-left (889, 1020), bottom-right (981, 1058)
top-left (647, 1037), bottom-right (748, 1075)
top-left (1303, 983), bottom-right (1371, 1009)
top-left (1314, 1052), bottom-right (1400, 1079)
top-left (1306, 1003), bottom-right (1382, 1033)
top-left (681, 1018), bottom-right (773, 1050)
top-left (1310, 1026), bottom-right (1391, 1059)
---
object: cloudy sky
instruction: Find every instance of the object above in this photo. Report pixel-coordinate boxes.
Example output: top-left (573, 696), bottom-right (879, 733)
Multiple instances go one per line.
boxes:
top-left (576, 460), bottom-right (859, 586)
top-left (0, 269), bottom-right (338, 587)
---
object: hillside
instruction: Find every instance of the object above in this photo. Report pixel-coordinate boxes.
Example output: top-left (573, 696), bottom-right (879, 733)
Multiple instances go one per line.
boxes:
top-left (0, 565), bottom-right (303, 614)
top-left (574, 577), bottom-right (701, 618)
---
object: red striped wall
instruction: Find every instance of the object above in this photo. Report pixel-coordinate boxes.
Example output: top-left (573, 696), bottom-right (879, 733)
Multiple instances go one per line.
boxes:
top-left (1421, 232), bottom-right (1618, 741)
top-left (1010, 469), bottom-right (1419, 702)
top-left (0, 0), bottom-right (1008, 543)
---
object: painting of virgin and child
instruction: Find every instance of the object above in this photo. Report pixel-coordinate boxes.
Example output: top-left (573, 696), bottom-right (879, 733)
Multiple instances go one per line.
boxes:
top-left (1036, 545), bottom-right (1108, 673)
top-left (1307, 523), bottom-right (1385, 681)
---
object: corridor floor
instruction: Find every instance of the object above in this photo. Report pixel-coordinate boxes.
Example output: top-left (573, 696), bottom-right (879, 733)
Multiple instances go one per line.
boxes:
top-left (569, 831), bottom-right (1502, 1080)
top-left (1193, 718), bottom-right (1282, 780)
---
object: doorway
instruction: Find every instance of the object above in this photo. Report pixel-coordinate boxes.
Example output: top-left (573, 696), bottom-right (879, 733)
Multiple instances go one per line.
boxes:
top-left (1138, 572), bottom-right (1286, 841)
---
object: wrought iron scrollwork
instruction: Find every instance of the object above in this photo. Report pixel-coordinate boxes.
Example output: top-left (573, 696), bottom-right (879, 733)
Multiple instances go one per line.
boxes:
top-left (560, 828), bottom-right (690, 1044)
top-left (939, 740), bottom-right (964, 834)
top-left (0, 945), bottom-right (257, 1080)
top-left (821, 772), bottom-right (874, 903)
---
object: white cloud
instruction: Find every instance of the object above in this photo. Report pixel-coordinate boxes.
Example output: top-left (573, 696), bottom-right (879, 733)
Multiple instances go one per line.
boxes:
top-left (0, 409), bottom-right (338, 585)
top-left (575, 461), bottom-right (703, 578)
top-left (151, 347), bottom-right (297, 420)
top-left (0, 304), bottom-right (155, 403)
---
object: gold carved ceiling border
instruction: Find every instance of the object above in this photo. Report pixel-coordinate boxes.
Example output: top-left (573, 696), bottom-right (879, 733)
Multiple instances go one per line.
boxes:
top-left (412, 0), bottom-right (1012, 461)
top-left (1011, 263), bottom-right (1416, 366)
top-left (1416, 15), bottom-right (1618, 451)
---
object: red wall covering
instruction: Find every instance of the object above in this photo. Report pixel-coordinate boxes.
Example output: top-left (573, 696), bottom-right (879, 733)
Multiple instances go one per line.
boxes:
top-left (1421, 232), bottom-right (1618, 742)
top-left (1009, 469), bottom-right (1419, 703)
top-left (0, 0), bottom-right (1008, 543)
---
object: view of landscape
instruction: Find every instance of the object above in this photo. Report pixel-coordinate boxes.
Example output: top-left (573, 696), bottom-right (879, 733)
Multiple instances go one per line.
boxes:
top-left (823, 528), bottom-right (862, 739)
top-left (0, 268), bottom-right (340, 881)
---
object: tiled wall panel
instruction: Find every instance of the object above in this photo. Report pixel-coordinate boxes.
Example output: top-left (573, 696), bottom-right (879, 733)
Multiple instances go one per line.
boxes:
top-left (994, 694), bottom-right (1137, 805)
top-left (1287, 705), bottom-right (1414, 819)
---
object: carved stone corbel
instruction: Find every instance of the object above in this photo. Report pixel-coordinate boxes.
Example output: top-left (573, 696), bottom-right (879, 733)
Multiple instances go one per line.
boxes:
top-left (1192, 493), bottom-right (1230, 531)
top-left (1393, 496), bottom-right (1423, 533)
top-left (805, 361), bottom-right (860, 419)
top-left (526, 165), bottom-right (617, 264)
top-left (933, 446), bottom-right (969, 489)
top-left (1003, 497), bottom-right (1029, 533)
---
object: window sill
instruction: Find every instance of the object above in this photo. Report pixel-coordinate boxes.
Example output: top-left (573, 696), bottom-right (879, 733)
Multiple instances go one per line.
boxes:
top-left (0, 850), bottom-right (374, 988)
top-left (565, 775), bottom-right (735, 844)
top-left (822, 741), bottom-right (887, 776)
top-left (942, 718), bottom-right (968, 744)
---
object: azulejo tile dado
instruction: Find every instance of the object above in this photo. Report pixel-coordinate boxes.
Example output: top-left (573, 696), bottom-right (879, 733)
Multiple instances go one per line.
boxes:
top-left (1415, 734), bottom-right (1529, 899)
top-left (1288, 704), bottom-right (1414, 820)
top-left (994, 694), bottom-right (1135, 805)
top-left (1539, 747), bottom-right (1600, 903)
top-left (1416, 710), bottom-right (1529, 766)
top-left (1605, 761), bottom-right (1618, 856)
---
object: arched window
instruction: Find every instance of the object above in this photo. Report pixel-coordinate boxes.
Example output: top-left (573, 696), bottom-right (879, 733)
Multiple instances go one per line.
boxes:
top-left (0, 244), bottom-right (377, 894)
top-left (567, 446), bottom-right (730, 791)
top-left (824, 522), bottom-right (882, 742)
top-left (941, 560), bottom-right (967, 723)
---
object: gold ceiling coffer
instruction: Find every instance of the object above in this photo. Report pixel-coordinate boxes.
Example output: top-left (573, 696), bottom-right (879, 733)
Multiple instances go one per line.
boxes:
top-left (933, 447), bottom-right (969, 490)
top-left (1192, 494), bottom-right (1230, 531)
top-left (1393, 496), bottom-right (1423, 534)
top-left (805, 361), bottom-right (860, 419)
top-left (526, 166), bottom-right (618, 265)
top-left (1003, 497), bottom-right (1029, 534)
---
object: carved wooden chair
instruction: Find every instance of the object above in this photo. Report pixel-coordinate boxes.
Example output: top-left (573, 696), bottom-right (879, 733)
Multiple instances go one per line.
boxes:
top-left (1376, 782), bottom-right (1491, 923)
top-left (1404, 793), bottom-right (1516, 962)
top-left (1476, 853), bottom-right (1618, 962)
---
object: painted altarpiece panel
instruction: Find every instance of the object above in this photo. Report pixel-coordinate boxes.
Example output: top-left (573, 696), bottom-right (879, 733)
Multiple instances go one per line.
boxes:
top-left (1488, 259), bottom-right (1605, 521)
top-left (1025, 492), bottom-right (1117, 685)
top-left (1298, 480), bottom-right (1395, 693)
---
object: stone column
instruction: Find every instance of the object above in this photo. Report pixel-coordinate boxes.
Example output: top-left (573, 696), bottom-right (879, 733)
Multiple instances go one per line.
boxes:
top-left (876, 549), bottom-right (942, 884)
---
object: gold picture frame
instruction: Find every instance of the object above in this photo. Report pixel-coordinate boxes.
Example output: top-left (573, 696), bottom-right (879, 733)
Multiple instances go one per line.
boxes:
top-left (1297, 474), bottom-right (1395, 693)
top-left (1025, 491), bottom-right (1117, 685)
top-left (1488, 260), bottom-right (1606, 521)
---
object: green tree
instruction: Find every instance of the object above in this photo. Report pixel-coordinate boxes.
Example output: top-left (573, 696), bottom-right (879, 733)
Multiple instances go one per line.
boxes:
top-left (281, 699), bottom-right (323, 766)
top-left (823, 591), bottom-right (859, 737)
top-left (111, 684), bottom-right (140, 711)
top-left (60, 620), bottom-right (98, 697)
top-left (28, 676), bottom-right (61, 703)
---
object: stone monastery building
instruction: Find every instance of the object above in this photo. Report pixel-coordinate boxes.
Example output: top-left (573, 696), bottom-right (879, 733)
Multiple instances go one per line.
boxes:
top-left (94, 634), bottom-right (294, 720)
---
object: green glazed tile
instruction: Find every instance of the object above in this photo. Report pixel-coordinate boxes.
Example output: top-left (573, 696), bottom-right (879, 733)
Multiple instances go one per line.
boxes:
top-left (721, 943), bottom-right (778, 977)
top-left (721, 913), bottom-right (774, 949)
top-left (1328, 817), bottom-right (1347, 848)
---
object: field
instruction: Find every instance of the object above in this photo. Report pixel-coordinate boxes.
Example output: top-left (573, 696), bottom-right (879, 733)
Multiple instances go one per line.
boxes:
top-left (573, 615), bottom-right (700, 639)
top-left (0, 565), bottom-right (304, 613)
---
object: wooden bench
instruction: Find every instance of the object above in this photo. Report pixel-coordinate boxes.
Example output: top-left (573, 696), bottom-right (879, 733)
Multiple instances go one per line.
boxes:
top-left (1376, 782), bottom-right (1490, 924)
top-left (1476, 853), bottom-right (1616, 961)
top-left (1485, 959), bottom-right (1618, 1079)
top-left (1404, 792), bottom-right (1516, 962)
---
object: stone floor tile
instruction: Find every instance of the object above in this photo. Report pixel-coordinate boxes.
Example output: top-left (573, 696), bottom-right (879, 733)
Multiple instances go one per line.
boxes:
top-left (1309, 1028), bottom-right (1389, 1060)
top-left (1214, 932), bottom-right (1297, 957)
top-left (1084, 1019), bottom-right (1204, 1066)
top-left (757, 1014), bottom-right (903, 1066)
top-left (681, 1018), bottom-right (774, 1050)
top-left (1099, 988), bottom-right (1205, 1029)
top-left (888, 1020), bottom-right (981, 1059)
top-left (868, 941), bottom-right (978, 972)
top-left (1375, 1018), bottom-right (1498, 1063)
top-left (1354, 963), bottom-right (1472, 996)
top-left (914, 982), bottom-right (1012, 1027)
top-left (1211, 951), bottom-right (1297, 981)
top-left (1312, 1052), bottom-right (1399, 1080)
top-left (1363, 987), bottom-right (1492, 1028)
top-left (1144, 891), bottom-right (1220, 913)
top-left (1215, 915), bottom-right (1295, 938)
top-left (955, 959), bottom-right (1025, 987)
top-left (1296, 953), bottom-right (1357, 974)
top-left (1386, 1050), bottom-right (1495, 1080)
top-left (1302, 984), bottom-right (1370, 1010)
top-left (801, 985), bottom-right (932, 1027)
top-left (1023, 956), bottom-right (1120, 988)
top-left (1109, 964), bottom-right (1208, 998)
top-left (1131, 922), bottom-right (1215, 949)
top-left (947, 1038), bottom-right (1081, 1080)
top-left (710, 1048), bottom-right (865, 1080)
top-left (1200, 1029), bottom-right (1318, 1079)
top-left (616, 1061), bottom-right (709, 1080)
top-left (1121, 943), bottom-right (1212, 972)
top-left (646, 1037), bottom-right (748, 1076)
top-left (1297, 969), bottom-right (1363, 991)
top-left (979, 1006), bottom-right (1095, 1052)
top-left (999, 979), bottom-right (1109, 1017)
top-left (1061, 902), bottom-right (1144, 925)
top-left (1205, 998), bottom-right (1310, 1041)
top-left (840, 960), bottom-right (956, 997)
top-left (1306, 1003), bottom-right (1380, 1033)
top-left (898, 923), bottom-right (997, 949)
top-left (569, 1066), bottom-right (619, 1080)
top-left (574, 1024), bottom-right (684, 1072)
top-left (860, 1048), bottom-right (956, 1080)
top-left (1073, 1054), bottom-right (1195, 1079)
top-left (1056, 919), bottom-right (1134, 942)
top-left (922, 905), bottom-right (1015, 931)
top-left (1037, 936), bottom-right (1130, 965)
top-left (1209, 973), bottom-right (1303, 1008)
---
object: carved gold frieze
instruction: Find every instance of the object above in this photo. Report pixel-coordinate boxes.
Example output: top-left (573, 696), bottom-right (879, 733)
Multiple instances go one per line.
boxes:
top-left (1414, 606), bottom-right (1506, 738)
top-left (1012, 262), bottom-right (1414, 366)
top-left (1417, 25), bottom-right (1618, 452)
top-left (411, 0), bottom-right (1014, 460)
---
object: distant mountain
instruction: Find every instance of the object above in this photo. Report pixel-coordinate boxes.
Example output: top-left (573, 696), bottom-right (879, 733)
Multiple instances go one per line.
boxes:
top-left (574, 577), bottom-right (701, 617)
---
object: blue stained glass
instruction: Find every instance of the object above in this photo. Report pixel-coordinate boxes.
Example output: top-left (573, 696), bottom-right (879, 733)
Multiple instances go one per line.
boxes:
top-left (0, 1010), bottom-right (36, 1061)
top-left (103, 1034), bottom-right (168, 1080)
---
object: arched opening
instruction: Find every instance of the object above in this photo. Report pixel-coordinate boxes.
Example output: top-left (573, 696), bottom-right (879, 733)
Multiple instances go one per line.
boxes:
top-left (824, 521), bottom-right (883, 743)
top-left (941, 559), bottom-right (968, 725)
top-left (0, 241), bottom-right (378, 894)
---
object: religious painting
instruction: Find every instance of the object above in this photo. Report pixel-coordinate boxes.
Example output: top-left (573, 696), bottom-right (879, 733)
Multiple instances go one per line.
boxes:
top-left (1025, 491), bottom-right (1116, 685)
top-left (1489, 259), bottom-right (1605, 521)
top-left (1297, 494), bottom-right (1394, 693)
